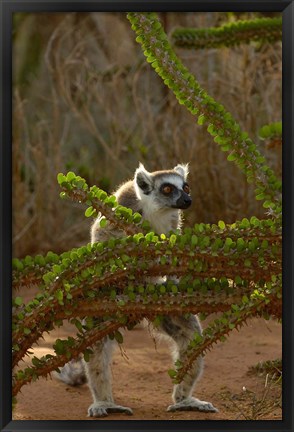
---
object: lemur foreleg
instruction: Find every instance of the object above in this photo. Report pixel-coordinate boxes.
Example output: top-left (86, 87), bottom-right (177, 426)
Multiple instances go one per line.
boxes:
top-left (159, 315), bottom-right (218, 413)
top-left (84, 337), bottom-right (133, 417)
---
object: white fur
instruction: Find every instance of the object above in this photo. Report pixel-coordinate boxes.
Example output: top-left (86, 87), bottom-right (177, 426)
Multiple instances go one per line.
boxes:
top-left (174, 163), bottom-right (189, 180)
top-left (84, 337), bottom-right (133, 417)
top-left (142, 205), bottom-right (179, 235)
top-left (134, 163), bottom-right (152, 199)
top-left (167, 397), bottom-right (218, 413)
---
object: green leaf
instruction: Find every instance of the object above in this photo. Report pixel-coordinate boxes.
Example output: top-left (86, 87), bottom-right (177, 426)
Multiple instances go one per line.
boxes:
top-left (14, 297), bottom-right (23, 306)
top-left (259, 125), bottom-right (271, 138)
top-left (85, 206), bottom-right (96, 217)
top-left (255, 193), bottom-right (265, 200)
top-left (242, 295), bottom-right (249, 304)
top-left (218, 220), bottom-right (225, 230)
top-left (235, 276), bottom-right (242, 285)
top-left (24, 255), bottom-right (33, 266)
top-left (195, 261), bottom-right (203, 272)
top-left (104, 195), bottom-right (117, 207)
top-left (159, 285), bottom-right (166, 294)
top-left (207, 123), bottom-right (217, 135)
top-left (220, 143), bottom-right (231, 151)
top-left (31, 357), bottom-right (42, 367)
top-left (191, 235), bottom-right (198, 246)
top-left (55, 290), bottom-right (64, 304)
top-left (227, 153), bottom-right (237, 161)
top-left (241, 218), bottom-right (250, 228)
top-left (66, 171), bottom-right (76, 182)
top-left (12, 258), bottom-right (24, 271)
top-left (114, 330), bottom-right (124, 344)
top-left (171, 285), bottom-right (178, 294)
top-left (224, 237), bottom-right (233, 247)
top-left (99, 218), bottom-right (108, 228)
top-left (54, 339), bottom-right (66, 355)
top-left (52, 264), bottom-right (62, 274)
top-left (263, 200), bottom-right (273, 209)
top-left (168, 369), bottom-right (177, 378)
top-left (236, 238), bottom-right (245, 251)
top-left (72, 319), bottom-right (83, 332)
top-left (83, 349), bottom-right (92, 362)
top-left (57, 173), bottom-right (66, 184)
top-left (169, 234), bottom-right (177, 246)
top-left (121, 254), bottom-right (130, 263)
top-left (133, 212), bottom-right (142, 223)
top-left (42, 272), bottom-right (54, 284)
top-left (110, 290), bottom-right (117, 300)
top-left (197, 114), bottom-right (206, 125)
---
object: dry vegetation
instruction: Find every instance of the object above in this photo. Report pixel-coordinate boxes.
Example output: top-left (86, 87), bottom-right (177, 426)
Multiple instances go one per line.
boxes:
top-left (12, 12), bottom-right (282, 257)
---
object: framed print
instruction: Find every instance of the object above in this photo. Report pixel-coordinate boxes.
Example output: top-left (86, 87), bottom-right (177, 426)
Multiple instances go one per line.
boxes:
top-left (1, 1), bottom-right (293, 431)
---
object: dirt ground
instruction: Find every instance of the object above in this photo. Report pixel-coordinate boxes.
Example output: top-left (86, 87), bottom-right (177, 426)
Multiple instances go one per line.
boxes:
top-left (14, 316), bottom-right (282, 421)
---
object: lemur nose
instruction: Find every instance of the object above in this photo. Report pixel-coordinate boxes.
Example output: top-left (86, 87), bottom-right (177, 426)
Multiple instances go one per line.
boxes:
top-left (174, 193), bottom-right (192, 209)
top-left (183, 194), bottom-right (192, 205)
top-left (182, 195), bottom-right (192, 209)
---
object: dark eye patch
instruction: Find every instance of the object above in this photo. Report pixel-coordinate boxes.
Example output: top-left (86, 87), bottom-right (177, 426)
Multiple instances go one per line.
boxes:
top-left (183, 183), bottom-right (190, 194)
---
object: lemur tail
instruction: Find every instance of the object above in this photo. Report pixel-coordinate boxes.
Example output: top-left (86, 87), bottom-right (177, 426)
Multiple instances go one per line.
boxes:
top-left (54, 358), bottom-right (87, 386)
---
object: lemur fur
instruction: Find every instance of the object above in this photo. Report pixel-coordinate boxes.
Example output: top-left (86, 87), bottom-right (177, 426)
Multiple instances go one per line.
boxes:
top-left (55, 163), bottom-right (218, 417)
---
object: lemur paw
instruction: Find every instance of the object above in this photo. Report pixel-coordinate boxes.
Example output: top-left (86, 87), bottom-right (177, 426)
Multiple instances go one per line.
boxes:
top-left (88, 402), bottom-right (133, 417)
top-left (167, 397), bottom-right (218, 413)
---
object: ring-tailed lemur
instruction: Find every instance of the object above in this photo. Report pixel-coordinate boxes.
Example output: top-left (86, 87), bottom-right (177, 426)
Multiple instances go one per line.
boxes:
top-left (56, 163), bottom-right (218, 417)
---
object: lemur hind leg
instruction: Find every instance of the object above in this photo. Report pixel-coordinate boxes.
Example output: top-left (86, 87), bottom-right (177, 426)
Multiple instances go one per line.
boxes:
top-left (84, 336), bottom-right (133, 417)
top-left (159, 315), bottom-right (218, 413)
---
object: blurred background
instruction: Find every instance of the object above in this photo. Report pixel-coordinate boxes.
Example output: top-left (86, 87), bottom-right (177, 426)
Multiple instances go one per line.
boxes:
top-left (12, 12), bottom-right (282, 258)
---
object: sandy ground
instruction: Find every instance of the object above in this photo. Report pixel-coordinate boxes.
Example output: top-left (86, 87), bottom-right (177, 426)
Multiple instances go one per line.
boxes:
top-left (14, 316), bottom-right (282, 421)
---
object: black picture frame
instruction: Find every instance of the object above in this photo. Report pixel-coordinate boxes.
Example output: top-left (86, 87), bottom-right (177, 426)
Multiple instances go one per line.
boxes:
top-left (1, 1), bottom-right (293, 431)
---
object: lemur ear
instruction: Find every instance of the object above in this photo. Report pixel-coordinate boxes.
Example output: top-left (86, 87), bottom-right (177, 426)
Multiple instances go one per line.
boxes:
top-left (174, 163), bottom-right (189, 180)
top-left (134, 163), bottom-right (153, 196)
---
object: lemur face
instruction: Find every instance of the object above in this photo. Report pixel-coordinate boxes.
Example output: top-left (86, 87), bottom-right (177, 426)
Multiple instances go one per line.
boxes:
top-left (158, 177), bottom-right (192, 209)
top-left (134, 163), bottom-right (192, 211)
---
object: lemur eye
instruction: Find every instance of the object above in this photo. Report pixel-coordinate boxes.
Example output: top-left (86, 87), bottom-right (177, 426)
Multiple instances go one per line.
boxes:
top-left (162, 185), bottom-right (173, 194)
top-left (183, 184), bottom-right (190, 194)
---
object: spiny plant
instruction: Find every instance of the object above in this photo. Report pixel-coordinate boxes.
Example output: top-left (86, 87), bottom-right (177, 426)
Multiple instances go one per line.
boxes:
top-left (12, 173), bottom-right (282, 398)
top-left (128, 13), bottom-right (281, 216)
top-left (12, 12), bottom-right (282, 402)
top-left (171, 16), bottom-right (282, 50)
top-left (259, 121), bottom-right (282, 149)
